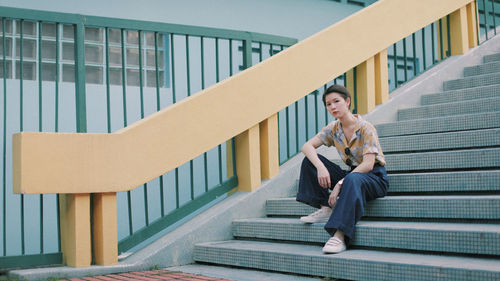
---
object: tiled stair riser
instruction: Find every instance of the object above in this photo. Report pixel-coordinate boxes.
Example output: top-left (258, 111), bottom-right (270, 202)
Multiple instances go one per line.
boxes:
top-left (232, 219), bottom-right (500, 255)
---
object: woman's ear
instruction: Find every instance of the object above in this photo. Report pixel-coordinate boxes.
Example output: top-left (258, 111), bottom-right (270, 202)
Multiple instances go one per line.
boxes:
top-left (346, 97), bottom-right (351, 110)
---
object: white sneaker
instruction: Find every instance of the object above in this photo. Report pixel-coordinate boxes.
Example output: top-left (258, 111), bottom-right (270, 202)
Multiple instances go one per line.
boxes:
top-left (299, 206), bottom-right (332, 223)
top-left (322, 237), bottom-right (346, 254)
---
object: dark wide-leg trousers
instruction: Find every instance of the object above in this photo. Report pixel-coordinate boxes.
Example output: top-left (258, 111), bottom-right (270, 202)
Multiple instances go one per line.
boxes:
top-left (296, 154), bottom-right (389, 245)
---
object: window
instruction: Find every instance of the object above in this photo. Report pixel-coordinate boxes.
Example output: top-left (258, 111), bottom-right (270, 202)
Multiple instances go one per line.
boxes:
top-left (0, 19), bottom-right (170, 87)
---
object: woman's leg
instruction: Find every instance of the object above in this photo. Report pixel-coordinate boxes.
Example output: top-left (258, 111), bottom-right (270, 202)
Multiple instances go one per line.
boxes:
top-left (324, 166), bottom-right (389, 245)
top-left (296, 154), bottom-right (348, 209)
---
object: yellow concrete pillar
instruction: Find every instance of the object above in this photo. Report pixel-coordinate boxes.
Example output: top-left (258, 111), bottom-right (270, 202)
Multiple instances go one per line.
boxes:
top-left (449, 6), bottom-right (469, 55)
top-left (374, 50), bottom-right (389, 105)
top-left (59, 194), bottom-right (91, 267)
top-left (466, 1), bottom-right (479, 48)
top-left (355, 57), bottom-right (376, 114)
top-left (259, 114), bottom-right (279, 180)
top-left (235, 124), bottom-right (261, 192)
top-left (92, 192), bottom-right (118, 265)
top-left (437, 16), bottom-right (450, 60)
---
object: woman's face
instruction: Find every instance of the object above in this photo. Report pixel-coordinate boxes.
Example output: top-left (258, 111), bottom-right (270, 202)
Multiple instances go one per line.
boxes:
top-left (325, 92), bottom-right (350, 119)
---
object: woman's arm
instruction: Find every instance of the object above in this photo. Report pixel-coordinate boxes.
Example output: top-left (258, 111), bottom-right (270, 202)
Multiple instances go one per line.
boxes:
top-left (351, 153), bottom-right (376, 173)
top-left (301, 136), bottom-right (332, 188)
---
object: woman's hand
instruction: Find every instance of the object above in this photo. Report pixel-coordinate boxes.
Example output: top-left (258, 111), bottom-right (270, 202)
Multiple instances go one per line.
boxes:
top-left (317, 166), bottom-right (331, 188)
top-left (328, 182), bottom-right (342, 207)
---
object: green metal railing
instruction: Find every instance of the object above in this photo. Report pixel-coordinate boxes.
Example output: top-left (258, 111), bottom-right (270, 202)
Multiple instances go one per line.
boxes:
top-left (0, 7), bottom-right (297, 269)
top-left (277, 0), bottom-right (499, 164)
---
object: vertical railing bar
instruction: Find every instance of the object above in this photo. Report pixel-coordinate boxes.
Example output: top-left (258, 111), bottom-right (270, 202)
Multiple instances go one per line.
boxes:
top-left (170, 33), bottom-right (176, 104)
top-left (412, 33), bottom-right (417, 76)
top-left (431, 22), bottom-right (436, 64)
top-left (215, 38), bottom-right (223, 184)
top-left (154, 32), bottom-right (165, 217)
top-left (105, 27), bottom-right (111, 133)
top-left (483, 0), bottom-right (489, 40)
top-left (185, 35), bottom-right (194, 200)
top-left (38, 22), bottom-right (43, 132)
top-left (438, 19), bottom-right (444, 60)
top-left (229, 39), bottom-right (233, 76)
top-left (314, 90), bottom-right (319, 134)
top-left (421, 27), bottom-right (427, 70)
top-left (259, 42), bottom-right (263, 62)
top-left (38, 20), bottom-right (44, 254)
top-left (403, 37), bottom-right (408, 82)
top-left (492, 0), bottom-right (497, 35)
top-left (295, 100), bottom-right (299, 153)
top-left (138, 30), bottom-right (144, 118)
top-left (475, 0), bottom-right (481, 44)
top-left (231, 138), bottom-right (237, 178)
top-left (305, 93), bottom-right (309, 140)
top-left (285, 106), bottom-right (290, 159)
top-left (201, 36), bottom-right (209, 192)
top-left (20, 20), bottom-right (24, 132)
top-left (138, 30), bottom-right (149, 226)
top-left (446, 15), bottom-right (451, 57)
top-left (55, 22), bottom-right (61, 251)
top-left (323, 84), bottom-right (328, 126)
top-left (19, 19), bottom-right (26, 255)
top-left (393, 43), bottom-right (398, 88)
top-left (74, 23), bottom-right (87, 133)
top-left (121, 28), bottom-right (133, 235)
top-left (170, 33), bottom-right (180, 209)
top-left (55, 23), bottom-right (60, 132)
top-left (2, 17), bottom-right (7, 256)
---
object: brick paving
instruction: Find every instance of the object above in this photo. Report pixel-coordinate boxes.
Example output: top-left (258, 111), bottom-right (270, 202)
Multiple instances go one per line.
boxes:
top-left (61, 270), bottom-right (233, 281)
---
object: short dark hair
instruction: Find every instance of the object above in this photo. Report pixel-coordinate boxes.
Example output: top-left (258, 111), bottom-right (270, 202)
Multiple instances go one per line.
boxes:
top-left (322, 84), bottom-right (351, 106)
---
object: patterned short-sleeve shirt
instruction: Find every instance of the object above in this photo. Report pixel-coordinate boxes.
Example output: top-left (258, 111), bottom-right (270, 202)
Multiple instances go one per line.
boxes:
top-left (318, 114), bottom-right (386, 167)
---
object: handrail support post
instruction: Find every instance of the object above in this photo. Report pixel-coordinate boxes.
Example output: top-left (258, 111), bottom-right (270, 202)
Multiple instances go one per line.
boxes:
top-left (93, 192), bottom-right (118, 265)
top-left (260, 114), bottom-right (279, 179)
top-left (375, 50), bottom-right (389, 106)
top-left (450, 5), bottom-right (470, 55)
top-left (352, 57), bottom-right (376, 114)
top-left (234, 125), bottom-right (261, 192)
top-left (59, 194), bottom-right (91, 267)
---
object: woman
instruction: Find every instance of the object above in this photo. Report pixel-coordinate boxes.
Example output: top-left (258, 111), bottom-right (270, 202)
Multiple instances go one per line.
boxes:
top-left (296, 84), bottom-right (388, 254)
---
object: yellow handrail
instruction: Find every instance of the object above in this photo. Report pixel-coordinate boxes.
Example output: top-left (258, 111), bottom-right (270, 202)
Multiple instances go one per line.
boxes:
top-left (13, 0), bottom-right (474, 195)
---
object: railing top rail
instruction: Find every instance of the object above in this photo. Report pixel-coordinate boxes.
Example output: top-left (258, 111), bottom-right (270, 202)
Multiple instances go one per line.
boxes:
top-left (0, 6), bottom-right (297, 46)
top-left (12, 0), bottom-right (475, 195)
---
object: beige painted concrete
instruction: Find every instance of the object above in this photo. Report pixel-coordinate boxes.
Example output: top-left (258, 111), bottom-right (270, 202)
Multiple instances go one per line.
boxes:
top-left (93, 193), bottom-right (118, 265)
top-left (59, 194), bottom-right (91, 267)
top-left (13, 0), bottom-right (474, 195)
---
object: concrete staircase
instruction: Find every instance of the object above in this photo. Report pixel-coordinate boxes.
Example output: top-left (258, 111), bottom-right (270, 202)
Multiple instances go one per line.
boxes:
top-left (193, 53), bottom-right (500, 280)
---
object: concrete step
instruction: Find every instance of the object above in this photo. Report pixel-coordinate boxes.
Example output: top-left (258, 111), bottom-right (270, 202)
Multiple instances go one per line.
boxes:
top-left (194, 240), bottom-right (500, 281)
top-left (380, 128), bottom-right (500, 153)
top-left (288, 171), bottom-right (500, 195)
top-left (484, 53), bottom-right (500, 63)
top-left (397, 97), bottom-right (500, 121)
top-left (387, 170), bottom-right (500, 193)
top-left (443, 72), bottom-right (500, 91)
top-left (421, 84), bottom-right (500, 106)
top-left (232, 218), bottom-right (500, 256)
top-left (325, 148), bottom-right (500, 172)
top-left (266, 195), bottom-right (500, 219)
top-left (375, 111), bottom-right (500, 137)
top-left (383, 147), bottom-right (500, 172)
top-left (464, 61), bottom-right (500, 77)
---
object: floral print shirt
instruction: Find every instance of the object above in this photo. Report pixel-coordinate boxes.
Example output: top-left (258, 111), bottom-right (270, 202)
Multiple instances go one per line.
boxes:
top-left (318, 114), bottom-right (386, 167)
